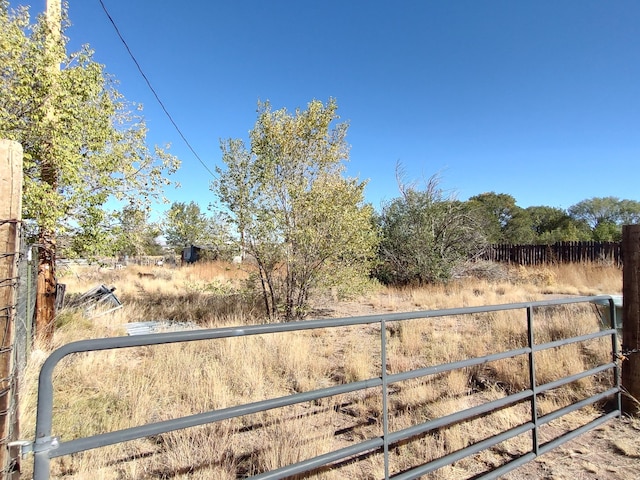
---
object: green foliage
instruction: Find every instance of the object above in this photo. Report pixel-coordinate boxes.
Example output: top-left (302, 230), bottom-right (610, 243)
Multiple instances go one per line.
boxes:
top-left (501, 209), bottom-right (536, 244)
top-left (213, 99), bottom-right (379, 320)
top-left (216, 138), bottom-right (252, 256)
top-left (376, 170), bottom-right (487, 285)
top-left (619, 199), bottom-right (640, 225)
top-left (162, 201), bottom-right (235, 258)
top-left (467, 192), bottom-right (520, 243)
top-left (67, 207), bottom-right (118, 258)
top-left (113, 205), bottom-right (162, 257)
top-left (163, 201), bottom-right (209, 252)
top-left (569, 196), bottom-right (624, 229)
top-left (525, 206), bottom-right (591, 243)
top-left (592, 221), bottom-right (621, 242)
top-left (466, 194), bottom-right (605, 245)
top-left (568, 196), bottom-right (640, 241)
top-left (0, 3), bottom-right (179, 253)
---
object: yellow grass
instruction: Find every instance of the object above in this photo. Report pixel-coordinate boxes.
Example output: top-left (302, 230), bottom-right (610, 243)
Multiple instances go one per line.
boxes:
top-left (20, 261), bottom-right (623, 478)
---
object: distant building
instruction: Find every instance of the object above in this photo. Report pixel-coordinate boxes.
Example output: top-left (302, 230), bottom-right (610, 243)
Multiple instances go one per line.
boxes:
top-left (181, 245), bottom-right (202, 265)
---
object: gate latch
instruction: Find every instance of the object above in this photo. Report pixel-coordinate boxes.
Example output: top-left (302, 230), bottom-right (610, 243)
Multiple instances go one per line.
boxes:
top-left (8, 437), bottom-right (59, 458)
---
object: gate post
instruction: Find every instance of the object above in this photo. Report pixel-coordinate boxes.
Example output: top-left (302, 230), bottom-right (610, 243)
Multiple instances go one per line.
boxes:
top-left (622, 224), bottom-right (640, 415)
top-left (0, 140), bottom-right (23, 477)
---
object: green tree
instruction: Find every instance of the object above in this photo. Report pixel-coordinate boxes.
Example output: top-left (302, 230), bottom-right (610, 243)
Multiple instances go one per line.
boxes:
top-left (376, 170), bottom-right (486, 285)
top-left (592, 221), bottom-right (621, 242)
top-left (619, 199), bottom-right (640, 225)
top-left (65, 205), bottom-right (162, 259)
top-left (67, 207), bottom-right (119, 259)
top-left (213, 99), bottom-right (378, 320)
top-left (568, 197), bottom-right (621, 229)
top-left (525, 206), bottom-right (591, 243)
top-left (163, 201), bottom-right (209, 252)
top-left (0, 4), bottom-right (179, 331)
top-left (113, 205), bottom-right (162, 257)
top-left (216, 138), bottom-right (253, 259)
top-left (568, 197), bottom-right (640, 241)
top-left (502, 208), bottom-right (536, 244)
top-left (467, 192), bottom-right (521, 243)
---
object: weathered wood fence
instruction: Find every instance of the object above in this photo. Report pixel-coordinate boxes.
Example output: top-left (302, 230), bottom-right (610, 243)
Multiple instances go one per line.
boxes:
top-left (484, 241), bottom-right (622, 266)
top-left (1, 140), bottom-right (23, 478)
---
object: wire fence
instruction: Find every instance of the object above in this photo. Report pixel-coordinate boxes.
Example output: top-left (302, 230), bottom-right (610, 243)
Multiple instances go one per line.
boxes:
top-left (14, 240), bottom-right (36, 376)
top-left (3, 229), bottom-right (36, 478)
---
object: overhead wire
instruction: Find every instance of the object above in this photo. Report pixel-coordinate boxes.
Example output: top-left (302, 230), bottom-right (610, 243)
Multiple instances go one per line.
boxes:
top-left (97, 0), bottom-right (217, 179)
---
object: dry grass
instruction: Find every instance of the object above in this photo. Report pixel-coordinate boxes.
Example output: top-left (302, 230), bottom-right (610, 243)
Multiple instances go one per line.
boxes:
top-left (19, 261), bottom-right (625, 478)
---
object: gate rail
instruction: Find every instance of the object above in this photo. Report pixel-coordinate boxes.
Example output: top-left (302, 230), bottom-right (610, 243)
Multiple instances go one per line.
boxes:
top-left (18, 295), bottom-right (622, 479)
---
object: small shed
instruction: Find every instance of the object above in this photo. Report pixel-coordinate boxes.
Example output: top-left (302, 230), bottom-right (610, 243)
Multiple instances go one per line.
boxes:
top-left (181, 245), bottom-right (202, 264)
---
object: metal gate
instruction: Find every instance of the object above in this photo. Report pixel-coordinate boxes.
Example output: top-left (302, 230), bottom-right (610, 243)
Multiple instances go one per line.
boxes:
top-left (16, 295), bottom-right (621, 479)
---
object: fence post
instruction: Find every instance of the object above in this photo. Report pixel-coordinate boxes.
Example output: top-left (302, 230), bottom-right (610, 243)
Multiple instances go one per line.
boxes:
top-left (622, 224), bottom-right (640, 415)
top-left (0, 140), bottom-right (23, 478)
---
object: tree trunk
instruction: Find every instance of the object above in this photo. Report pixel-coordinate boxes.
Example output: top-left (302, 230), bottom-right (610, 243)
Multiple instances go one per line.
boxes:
top-left (35, 0), bottom-right (61, 345)
top-left (35, 229), bottom-right (56, 344)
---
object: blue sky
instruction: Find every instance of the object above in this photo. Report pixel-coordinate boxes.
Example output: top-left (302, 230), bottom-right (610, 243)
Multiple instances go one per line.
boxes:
top-left (23, 1), bottom-right (640, 217)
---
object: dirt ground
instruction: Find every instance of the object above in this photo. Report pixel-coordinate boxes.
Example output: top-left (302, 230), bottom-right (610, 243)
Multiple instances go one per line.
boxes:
top-left (317, 297), bottom-right (640, 480)
top-left (503, 416), bottom-right (640, 480)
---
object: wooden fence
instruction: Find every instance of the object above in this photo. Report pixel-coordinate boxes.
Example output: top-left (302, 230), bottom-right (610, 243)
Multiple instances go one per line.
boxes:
top-left (483, 241), bottom-right (622, 266)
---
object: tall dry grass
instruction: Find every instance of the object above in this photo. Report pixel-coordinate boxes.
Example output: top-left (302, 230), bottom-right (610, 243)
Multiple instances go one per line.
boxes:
top-left (19, 261), bottom-right (622, 478)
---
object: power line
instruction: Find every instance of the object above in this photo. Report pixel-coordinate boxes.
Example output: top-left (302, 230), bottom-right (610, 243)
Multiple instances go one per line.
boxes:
top-left (97, 0), bottom-right (217, 179)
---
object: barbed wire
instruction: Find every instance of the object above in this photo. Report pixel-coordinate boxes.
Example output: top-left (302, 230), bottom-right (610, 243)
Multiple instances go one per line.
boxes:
top-left (616, 346), bottom-right (640, 362)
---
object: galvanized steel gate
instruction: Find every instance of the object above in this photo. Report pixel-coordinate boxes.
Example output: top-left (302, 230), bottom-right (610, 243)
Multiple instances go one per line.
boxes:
top-left (17, 296), bottom-right (622, 479)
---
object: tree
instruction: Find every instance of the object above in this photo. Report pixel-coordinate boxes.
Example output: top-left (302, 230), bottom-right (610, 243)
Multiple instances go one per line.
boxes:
top-left (569, 197), bottom-right (622, 229)
top-left (467, 192), bottom-right (521, 244)
top-left (501, 208), bottom-right (536, 244)
top-left (113, 205), bottom-right (162, 257)
top-left (67, 207), bottom-right (119, 259)
top-left (568, 197), bottom-right (640, 241)
top-left (216, 138), bottom-right (253, 260)
top-left (163, 201), bottom-right (210, 252)
top-left (569, 197), bottom-right (640, 227)
top-left (592, 221), bottom-right (621, 242)
top-left (0, 4), bottom-right (179, 336)
top-left (619, 199), bottom-right (640, 225)
top-left (64, 205), bottom-right (162, 259)
top-left (525, 206), bottom-right (591, 243)
top-left (376, 169), bottom-right (486, 285)
top-left (213, 99), bottom-right (378, 320)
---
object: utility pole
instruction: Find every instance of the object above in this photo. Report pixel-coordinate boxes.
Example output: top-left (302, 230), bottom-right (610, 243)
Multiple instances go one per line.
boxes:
top-left (622, 224), bottom-right (640, 415)
top-left (35, 0), bottom-right (62, 344)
